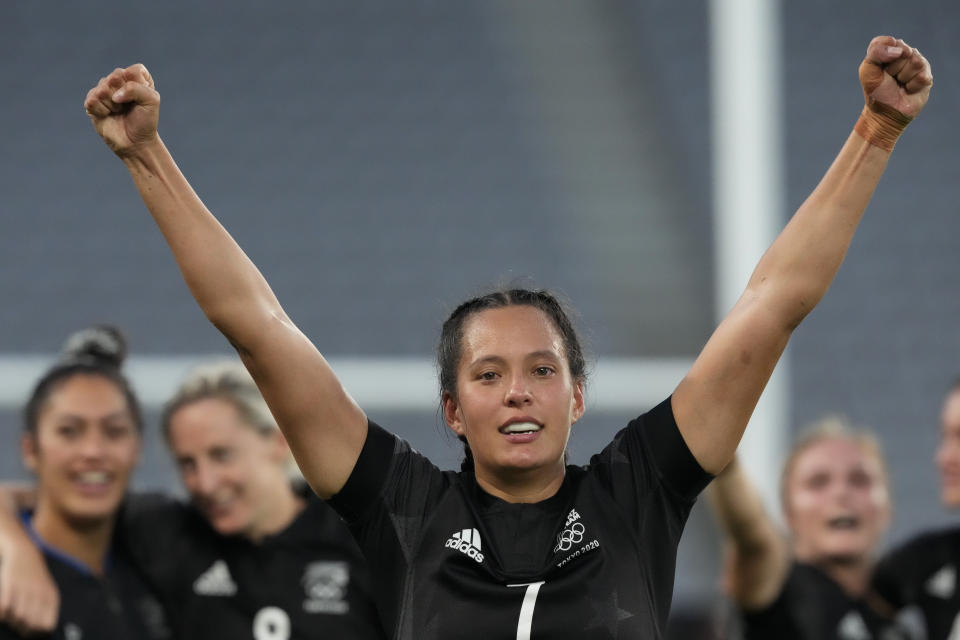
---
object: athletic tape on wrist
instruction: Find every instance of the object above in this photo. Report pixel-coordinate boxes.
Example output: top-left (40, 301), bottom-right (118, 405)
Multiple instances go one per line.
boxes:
top-left (853, 103), bottom-right (912, 152)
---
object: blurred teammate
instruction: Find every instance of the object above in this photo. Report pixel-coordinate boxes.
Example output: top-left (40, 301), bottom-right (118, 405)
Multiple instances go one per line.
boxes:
top-left (0, 326), bottom-right (170, 639)
top-left (82, 35), bottom-right (931, 638)
top-left (711, 421), bottom-right (908, 639)
top-left (872, 381), bottom-right (960, 639)
top-left (0, 361), bottom-right (385, 639)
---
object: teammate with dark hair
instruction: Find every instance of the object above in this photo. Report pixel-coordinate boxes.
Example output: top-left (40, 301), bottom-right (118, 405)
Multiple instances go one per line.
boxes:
top-left (872, 381), bottom-right (960, 639)
top-left (0, 360), bottom-right (385, 640)
top-left (0, 327), bottom-right (171, 640)
top-left (81, 35), bottom-right (931, 638)
top-left (711, 420), bottom-right (907, 639)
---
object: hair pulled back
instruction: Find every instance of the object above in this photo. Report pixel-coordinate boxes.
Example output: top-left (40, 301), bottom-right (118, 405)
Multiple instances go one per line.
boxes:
top-left (23, 325), bottom-right (143, 434)
top-left (161, 360), bottom-right (302, 480)
top-left (161, 360), bottom-right (277, 440)
top-left (436, 288), bottom-right (588, 471)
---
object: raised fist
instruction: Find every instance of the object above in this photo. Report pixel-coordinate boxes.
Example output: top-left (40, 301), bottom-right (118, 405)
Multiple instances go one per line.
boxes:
top-left (84, 64), bottom-right (160, 157)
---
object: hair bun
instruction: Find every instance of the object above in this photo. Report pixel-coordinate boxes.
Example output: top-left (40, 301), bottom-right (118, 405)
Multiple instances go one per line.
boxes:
top-left (60, 325), bottom-right (128, 370)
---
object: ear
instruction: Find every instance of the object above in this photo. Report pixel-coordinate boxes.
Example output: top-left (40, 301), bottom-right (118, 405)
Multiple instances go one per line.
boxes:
top-left (442, 391), bottom-right (465, 437)
top-left (571, 380), bottom-right (585, 424)
top-left (21, 433), bottom-right (39, 474)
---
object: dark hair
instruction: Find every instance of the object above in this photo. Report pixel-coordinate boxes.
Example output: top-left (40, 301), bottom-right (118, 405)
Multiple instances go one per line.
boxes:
top-left (437, 288), bottom-right (587, 471)
top-left (23, 325), bottom-right (143, 435)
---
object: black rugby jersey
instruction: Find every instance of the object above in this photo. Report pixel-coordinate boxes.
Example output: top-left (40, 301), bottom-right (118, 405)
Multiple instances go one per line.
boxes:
top-left (0, 514), bottom-right (171, 640)
top-left (873, 526), bottom-right (960, 640)
top-left (116, 491), bottom-right (385, 640)
top-left (740, 562), bottom-right (909, 640)
top-left (329, 396), bottom-right (713, 639)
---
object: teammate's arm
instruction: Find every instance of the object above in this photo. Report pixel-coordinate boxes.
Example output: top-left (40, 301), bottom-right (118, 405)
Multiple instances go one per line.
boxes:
top-left (672, 36), bottom-right (932, 473)
top-left (708, 458), bottom-right (790, 609)
top-left (0, 485), bottom-right (58, 634)
top-left (83, 66), bottom-right (366, 498)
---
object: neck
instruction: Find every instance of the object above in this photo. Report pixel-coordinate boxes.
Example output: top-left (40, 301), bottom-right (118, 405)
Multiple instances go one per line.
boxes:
top-left (32, 500), bottom-right (114, 575)
top-left (474, 462), bottom-right (566, 503)
top-left (805, 553), bottom-right (873, 598)
top-left (246, 482), bottom-right (305, 543)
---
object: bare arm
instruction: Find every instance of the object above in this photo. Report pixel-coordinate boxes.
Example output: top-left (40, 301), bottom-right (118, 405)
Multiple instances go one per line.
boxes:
top-left (84, 67), bottom-right (366, 498)
top-left (0, 485), bottom-right (58, 634)
top-left (673, 36), bottom-right (933, 473)
top-left (708, 459), bottom-right (790, 609)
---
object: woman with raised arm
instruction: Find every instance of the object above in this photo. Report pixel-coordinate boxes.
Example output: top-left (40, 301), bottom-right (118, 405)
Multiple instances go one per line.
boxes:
top-left (711, 421), bottom-right (907, 639)
top-left (82, 35), bottom-right (932, 638)
top-left (872, 381), bottom-right (960, 639)
top-left (0, 327), bottom-right (171, 640)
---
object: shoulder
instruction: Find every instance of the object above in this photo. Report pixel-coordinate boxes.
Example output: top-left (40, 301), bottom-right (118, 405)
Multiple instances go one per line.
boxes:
top-left (882, 527), bottom-right (960, 563)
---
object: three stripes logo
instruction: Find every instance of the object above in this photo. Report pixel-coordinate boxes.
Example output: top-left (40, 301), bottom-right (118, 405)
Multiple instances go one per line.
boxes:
top-left (445, 528), bottom-right (485, 564)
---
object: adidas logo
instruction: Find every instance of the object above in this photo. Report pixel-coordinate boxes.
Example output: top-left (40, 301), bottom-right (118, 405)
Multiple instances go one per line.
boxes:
top-left (445, 528), bottom-right (484, 564)
top-left (926, 565), bottom-right (956, 599)
top-left (837, 610), bottom-right (870, 640)
top-left (193, 560), bottom-right (238, 596)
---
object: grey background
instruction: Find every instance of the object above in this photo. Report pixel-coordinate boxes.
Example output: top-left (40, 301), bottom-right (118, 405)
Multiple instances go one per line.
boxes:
top-left (1, 0), bottom-right (958, 634)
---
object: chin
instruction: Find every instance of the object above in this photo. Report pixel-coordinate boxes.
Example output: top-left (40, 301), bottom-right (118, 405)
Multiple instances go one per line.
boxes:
top-left (818, 540), bottom-right (872, 563)
top-left (210, 515), bottom-right (246, 536)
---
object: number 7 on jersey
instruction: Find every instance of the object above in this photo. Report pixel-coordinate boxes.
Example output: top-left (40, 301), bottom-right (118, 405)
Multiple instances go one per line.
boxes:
top-left (507, 581), bottom-right (546, 640)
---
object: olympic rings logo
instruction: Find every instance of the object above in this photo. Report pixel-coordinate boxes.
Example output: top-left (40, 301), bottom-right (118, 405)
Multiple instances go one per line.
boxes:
top-left (553, 522), bottom-right (586, 552)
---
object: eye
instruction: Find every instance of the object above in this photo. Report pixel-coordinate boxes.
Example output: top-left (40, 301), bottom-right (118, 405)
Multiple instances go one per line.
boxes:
top-left (210, 447), bottom-right (233, 463)
top-left (478, 371), bottom-right (500, 381)
top-left (57, 424), bottom-right (79, 439)
top-left (105, 423), bottom-right (134, 440)
top-left (849, 470), bottom-right (872, 488)
top-left (533, 366), bottom-right (555, 377)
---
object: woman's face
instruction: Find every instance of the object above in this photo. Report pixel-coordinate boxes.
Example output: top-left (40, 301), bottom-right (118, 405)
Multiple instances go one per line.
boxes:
top-left (785, 437), bottom-right (890, 563)
top-left (443, 305), bottom-right (584, 482)
top-left (935, 389), bottom-right (960, 507)
top-left (23, 374), bottom-right (140, 525)
top-left (167, 397), bottom-right (290, 539)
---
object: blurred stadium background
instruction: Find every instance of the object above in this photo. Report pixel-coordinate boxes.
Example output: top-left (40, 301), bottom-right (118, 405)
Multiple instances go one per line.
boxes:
top-left (1, 1), bottom-right (957, 636)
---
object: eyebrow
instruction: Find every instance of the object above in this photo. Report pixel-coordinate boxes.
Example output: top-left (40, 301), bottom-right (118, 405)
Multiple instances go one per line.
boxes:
top-left (55, 411), bottom-right (132, 423)
top-left (469, 351), bottom-right (562, 368)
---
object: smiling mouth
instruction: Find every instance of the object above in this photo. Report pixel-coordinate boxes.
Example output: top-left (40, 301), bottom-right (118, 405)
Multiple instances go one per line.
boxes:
top-left (499, 421), bottom-right (543, 434)
top-left (826, 516), bottom-right (861, 530)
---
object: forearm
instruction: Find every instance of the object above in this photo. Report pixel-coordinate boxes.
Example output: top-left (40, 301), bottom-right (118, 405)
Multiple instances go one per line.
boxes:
top-left (122, 137), bottom-right (286, 348)
top-left (708, 459), bottom-right (790, 608)
top-left (0, 486), bottom-right (34, 556)
top-left (747, 127), bottom-right (892, 329)
top-left (709, 459), bottom-right (782, 554)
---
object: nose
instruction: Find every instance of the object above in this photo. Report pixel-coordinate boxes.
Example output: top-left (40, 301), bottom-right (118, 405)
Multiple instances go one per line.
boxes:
top-left (503, 373), bottom-right (533, 407)
top-left (193, 460), bottom-right (220, 496)
top-left (78, 430), bottom-right (108, 460)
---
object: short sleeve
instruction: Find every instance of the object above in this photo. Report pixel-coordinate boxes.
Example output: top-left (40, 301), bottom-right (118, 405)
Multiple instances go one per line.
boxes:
top-left (589, 396), bottom-right (713, 519)
top-left (872, 537), bottom-right (926, 609)
top-left (739, 569), bottom-right (803, 640)
top-left (327, 421), bottom-right (453, 632)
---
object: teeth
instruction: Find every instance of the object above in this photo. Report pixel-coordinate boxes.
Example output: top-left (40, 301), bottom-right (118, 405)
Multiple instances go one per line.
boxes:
top-left (77, 471), bottom-right (109, 484)
top-left (828, 517), bottom-right (859, 529)
top-left (501, 422), bottom-right (542, 434)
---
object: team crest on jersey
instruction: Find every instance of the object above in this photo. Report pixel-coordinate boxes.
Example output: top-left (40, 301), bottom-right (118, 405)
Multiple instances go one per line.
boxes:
top-left (445, 528), bottom-right (485, 564)
top-left (555, 508), bottom-right (600, 568)
top-left (302, 561), bottom-right (350, 614)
